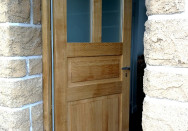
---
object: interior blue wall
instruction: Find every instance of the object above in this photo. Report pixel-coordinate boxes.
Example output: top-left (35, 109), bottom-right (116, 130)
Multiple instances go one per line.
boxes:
top-left (130, 0), bottom-right (147, 113)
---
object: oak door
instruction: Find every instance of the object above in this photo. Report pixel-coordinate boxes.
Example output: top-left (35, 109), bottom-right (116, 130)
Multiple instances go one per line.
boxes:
top-left (53, 0), bottom-right (132, 130)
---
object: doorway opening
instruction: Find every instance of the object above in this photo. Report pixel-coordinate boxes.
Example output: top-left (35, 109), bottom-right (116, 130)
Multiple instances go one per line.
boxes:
top-left (45, 0), bottom-right (132, 130)
top-left (43, 0), bottom-right (147, 130)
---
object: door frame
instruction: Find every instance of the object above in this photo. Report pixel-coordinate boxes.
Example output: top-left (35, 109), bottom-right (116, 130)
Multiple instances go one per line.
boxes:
top-left (42, 0), bottom-right (52, 130)
top-left (42, 0), bottom-right (132, 130)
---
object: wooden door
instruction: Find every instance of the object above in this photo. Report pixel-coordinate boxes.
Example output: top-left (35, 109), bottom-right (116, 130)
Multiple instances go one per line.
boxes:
top-left (53, 0), bottom-right (132, 130)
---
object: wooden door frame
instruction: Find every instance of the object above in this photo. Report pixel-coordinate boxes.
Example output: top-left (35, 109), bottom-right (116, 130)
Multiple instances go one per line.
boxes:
top-left (42, 0), bottom-right (132, 130)
top-left (42, 0), bottom-right (52, 130)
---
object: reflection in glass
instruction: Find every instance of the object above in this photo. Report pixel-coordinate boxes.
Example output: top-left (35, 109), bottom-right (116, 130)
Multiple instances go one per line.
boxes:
top-left (67, 0), bottom-right (90, 42)
top-left (102, 0), bottom-right (122, 42)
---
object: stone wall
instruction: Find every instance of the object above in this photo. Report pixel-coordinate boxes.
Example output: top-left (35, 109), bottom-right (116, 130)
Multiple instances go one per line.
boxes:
top-left (143, 0), bottom-right (188, 130)
top-left (0, 0), bottom-right (43, 130)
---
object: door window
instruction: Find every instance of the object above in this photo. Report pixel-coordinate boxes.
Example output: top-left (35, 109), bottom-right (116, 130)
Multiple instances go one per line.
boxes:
top-left (67, 0), bottom-right (122, 43)
top-left (102, 0), bottom-right (122, 42)
top-left (67, 0), bottom-right (91, 42)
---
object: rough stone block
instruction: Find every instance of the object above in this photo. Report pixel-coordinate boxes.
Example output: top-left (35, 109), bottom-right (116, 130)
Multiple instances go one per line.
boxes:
top-left (144, 20), bottom-right (188, 67)
top-left (32, 104), bottom-right (43, 131)
top-left (144, 67), bottom-right (188, 102)
top-left (146, 0), bottom-right (185, 15)
top-left (33, 0), bottom-right (41, 24)
top-left (29, 58), bottom-right (42, 75)
top-left (0, 0), bottom-right (30, 23)
top-left (142, 96), bottom-right (188, 131)
top-left (0, 108), bottom-right (30, 130)
top-left (0, 77), bottom-right (42, 108)
top-left (0, 59), bottom-right (26, 78)
top-left (0, 26), bottom-right (42, 56)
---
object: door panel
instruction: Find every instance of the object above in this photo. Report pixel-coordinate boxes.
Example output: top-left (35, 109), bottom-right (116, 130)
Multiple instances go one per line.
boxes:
top-left (68, 94), bottom-right (120, 131)
top-left (53, 0), bottom-right (132, 130)
top-left (67, 56), bottom-right (122, 102)
top-left (68, 56), bottom-right (121, 83)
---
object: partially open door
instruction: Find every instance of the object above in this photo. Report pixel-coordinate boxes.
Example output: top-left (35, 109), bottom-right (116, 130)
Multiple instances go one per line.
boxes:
top-left (53, 0), bottom-right (132, 130)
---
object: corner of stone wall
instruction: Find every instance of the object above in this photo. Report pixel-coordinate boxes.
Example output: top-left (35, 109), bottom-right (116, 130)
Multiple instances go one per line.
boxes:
top-left (143, 0), bottom-right (188, 130)
top-left (0, 0), bottom-right (43, 130)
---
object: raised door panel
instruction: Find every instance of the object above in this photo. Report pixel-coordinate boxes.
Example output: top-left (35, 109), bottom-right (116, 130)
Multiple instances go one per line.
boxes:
top-left (67, 56), bottom-right (122, 102)
top-left (68, 94), bottom-right (121, 131)
top-left (68, 56), bottom-right (121, 83)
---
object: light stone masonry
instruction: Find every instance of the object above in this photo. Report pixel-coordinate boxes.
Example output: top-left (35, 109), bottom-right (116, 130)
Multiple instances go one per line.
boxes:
top-left (144, 66), bottom-right (188, 102)
top-left (146, 0), bottom-right (185, 15)
top-left (0, 26), bottom-right (42, 56)
top-left (0, 59), bottom-right (26, 78)
top-left (0, 0), bottom-right (30, 23)
top-left (0, 77), bottom-right (42, 108)
top-left (0, 108), bottom-right (30, 131)
top-left (143, 0), bottom-right (188, 130)
top-left (29, 58), bottom-right (42, 75)
top-left (142, 97), bottom-right (188, 131)
top-left (33, 0), bottom-right (41, 24)
top-left (32, 104), bottom-right (43, 131)
top-left (144, 19), bottom-right (188, 67)
top-left (0, 0), bottom-right (43, 130)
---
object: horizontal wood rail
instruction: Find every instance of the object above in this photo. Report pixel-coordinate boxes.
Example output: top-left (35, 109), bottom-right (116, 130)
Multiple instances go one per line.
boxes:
top-left (67, 42), bottom-right (123, 57)
top-left (67, 81), bottom-right (122, 101)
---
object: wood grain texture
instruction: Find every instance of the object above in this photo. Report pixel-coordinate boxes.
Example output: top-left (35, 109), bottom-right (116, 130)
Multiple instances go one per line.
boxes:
top-left (67, 81), bottom-right (122, 101)
top-left (67, 42), bottom-right (123, 57)
top-left (51, 0), bottom-right (133, 130)
top-left (42, 0), bottom-right (52, 130)
top-left (92, 0), bottom-right (102, 42)
top-left (122, 0), bottom-right (132, 130)
top-left (68, 94), bottom-right (120, 131)
top-left (68, 56), bottom-right (121, 83)
top-left (53, 0), bottom-right (68, 130)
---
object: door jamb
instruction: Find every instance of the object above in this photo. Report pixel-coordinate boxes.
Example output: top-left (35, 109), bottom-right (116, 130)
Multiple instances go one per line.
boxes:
top-left (42, 0), bottom-right (52, 130)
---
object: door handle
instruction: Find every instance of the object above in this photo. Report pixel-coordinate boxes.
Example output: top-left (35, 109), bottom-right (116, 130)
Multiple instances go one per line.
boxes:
top-left (122, 67), bottom-right (130, 77)
top-left (122, 67), bottom-right (131, 70)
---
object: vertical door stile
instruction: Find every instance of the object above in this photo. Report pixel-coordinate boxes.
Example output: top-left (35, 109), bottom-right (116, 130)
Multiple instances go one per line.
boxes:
top-left (54, 0), bottom-right (68, 130)
top-left (122, 0), bottom-right (132, 130)
top-left (92, 0), bottom-right (102, 42)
